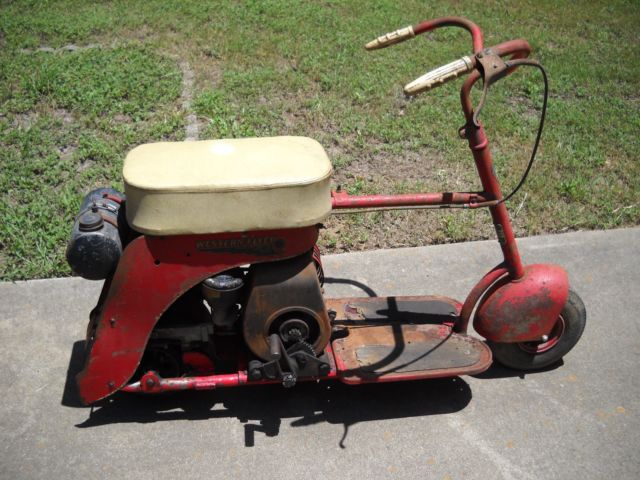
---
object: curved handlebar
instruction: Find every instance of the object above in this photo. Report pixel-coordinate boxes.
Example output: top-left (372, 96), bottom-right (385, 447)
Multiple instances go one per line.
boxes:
top-left (412, 16), bottom-right (484, 53)
top-left (365, 16), bottom-right (484, 52)
top-left (366, 16), bottom-right (535, 119)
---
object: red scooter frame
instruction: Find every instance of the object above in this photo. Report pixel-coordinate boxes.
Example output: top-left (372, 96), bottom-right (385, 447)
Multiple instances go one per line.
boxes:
top-left (77, 17), bottom-right (572, 405)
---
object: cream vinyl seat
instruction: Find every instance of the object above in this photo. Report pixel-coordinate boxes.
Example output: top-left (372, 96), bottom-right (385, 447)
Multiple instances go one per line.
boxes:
top-left (123, 136), bottom-right (333, 235)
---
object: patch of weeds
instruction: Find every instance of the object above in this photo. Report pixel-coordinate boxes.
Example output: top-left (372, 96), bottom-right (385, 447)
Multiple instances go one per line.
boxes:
top-left (393, 180), bottom-right (427, 194)
top-left (558, 177), bottom-right (589, 202)
top-left (442, 214), bottom-right (466, 241)
top-left (0, 46), bottom-right (183, 280)
top-left (332, 154), bottom-right (353, 170)
top-left (344, 177), bottom-right (379, 196)
top-left (194, 89), bottom-right (281, 139)
top-left (2, 47), bottom-right (181, 118)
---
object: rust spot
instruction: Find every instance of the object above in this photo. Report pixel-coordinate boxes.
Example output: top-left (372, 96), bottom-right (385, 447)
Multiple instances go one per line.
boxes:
top-left (474, 264), bottom-right (568, 342)
top-left (333, 321), bottom-right (491, 382)
top-left (344, 304), bottom-right (365, 320)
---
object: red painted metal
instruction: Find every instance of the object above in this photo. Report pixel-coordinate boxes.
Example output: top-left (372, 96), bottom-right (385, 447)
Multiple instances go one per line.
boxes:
top-left (474, 264), bottom-right (569, 342)
top-left (460, 39), bottom-right (531, 118)
top-left (76, 226), bottom-right (320, 405)
top-left (331, 190), bottom-right (492, 210)
top-left (182, 352), bottom-right (216, 375)
top-left (121, 328), bottom-right (492, 392)
top-left (465, 124), bottom-right (525, 279)
top-left (518, 316), bottom-right (565, 354)
top-left (456, 39), bottom-right (533, 280)
top-left (125, 371), bottom-right (249, 393)
top-left (122, 358), bottom-right (339, 394)
top-left (518, 315), bottom-right (566, 354)
top-left (413, 16), bottom-right (484, 53)
top-left (456, 264), bottom-right (508, 334)
top-left (450, 36), bottom-right (572, 342)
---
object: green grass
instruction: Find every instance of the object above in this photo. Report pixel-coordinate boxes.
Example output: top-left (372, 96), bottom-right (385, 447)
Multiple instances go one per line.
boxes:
top-left (1, 0), bottom-right (639, 280)
top-left (0, 46), bottom-right (184, 279)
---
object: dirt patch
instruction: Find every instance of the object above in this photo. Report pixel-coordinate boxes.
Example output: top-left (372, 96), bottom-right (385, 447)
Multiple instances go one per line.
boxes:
top-left (53, 108), bottom-right (74, 124)
top-left (506, 95), bottom-right (540, 120)
top-left (333, 143), bottom-right (444, 187)
top-left (12, 112), bottom-right (39, 129)
top-left (179, 60), bottom-right (199, 141)
top-left (20, 43), bottom-right (102, 54)
top-left (196, 58), bottom-right (223, 88)
top-left (319, 139), bottom-right (497, 254)
top-left (59, 145), bottom-right (77, 163)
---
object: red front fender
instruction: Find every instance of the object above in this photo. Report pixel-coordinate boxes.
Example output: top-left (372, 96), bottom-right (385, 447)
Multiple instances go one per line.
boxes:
top-left (473, 264), bottom-right (569, 342)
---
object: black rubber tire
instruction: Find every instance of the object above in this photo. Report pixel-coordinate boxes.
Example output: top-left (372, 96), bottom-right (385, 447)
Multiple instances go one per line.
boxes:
top-left (488, 289), bottom-right (586, 371)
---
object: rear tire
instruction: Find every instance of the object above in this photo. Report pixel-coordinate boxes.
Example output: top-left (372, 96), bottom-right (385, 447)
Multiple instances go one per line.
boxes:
top-left (488, 289), bottom-right (586, 371)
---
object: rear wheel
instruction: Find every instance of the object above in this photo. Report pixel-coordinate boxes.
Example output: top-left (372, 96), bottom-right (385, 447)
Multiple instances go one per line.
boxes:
top-left (488, 289), bottom-right (586, 371)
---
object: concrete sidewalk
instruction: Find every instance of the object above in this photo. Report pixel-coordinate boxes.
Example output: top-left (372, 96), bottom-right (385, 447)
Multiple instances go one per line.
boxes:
top-left (1, 228), bottom-right (639, 480)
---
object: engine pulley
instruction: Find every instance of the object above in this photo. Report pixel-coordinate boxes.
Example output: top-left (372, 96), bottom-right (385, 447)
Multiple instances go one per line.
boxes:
top-left (242, 252), bottom-right (331, 360)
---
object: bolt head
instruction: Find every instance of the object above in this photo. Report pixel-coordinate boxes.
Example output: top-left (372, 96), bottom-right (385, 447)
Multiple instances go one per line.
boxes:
top-left (282, 373), bottom-right (296, 388)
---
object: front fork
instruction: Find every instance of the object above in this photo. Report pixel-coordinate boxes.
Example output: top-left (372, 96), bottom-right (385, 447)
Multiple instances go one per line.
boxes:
top-left (466, 122), bottom-right (524, 279)
top-left (456, 119), bottom-right (569, 342)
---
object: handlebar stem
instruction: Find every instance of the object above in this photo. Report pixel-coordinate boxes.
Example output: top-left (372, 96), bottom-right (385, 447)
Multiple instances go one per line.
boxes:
top-left (457, 38), bottom-right (532, 280)
top-left (460, 39), bottom-right (532, 121)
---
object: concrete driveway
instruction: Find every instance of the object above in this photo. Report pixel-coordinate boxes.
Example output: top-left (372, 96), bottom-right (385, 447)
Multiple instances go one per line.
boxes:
top-left (1, 228), bottom-right (639, 479)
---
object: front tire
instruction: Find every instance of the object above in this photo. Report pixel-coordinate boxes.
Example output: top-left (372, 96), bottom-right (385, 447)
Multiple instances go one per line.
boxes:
top-left (488, 289), bottom-right (586, 371)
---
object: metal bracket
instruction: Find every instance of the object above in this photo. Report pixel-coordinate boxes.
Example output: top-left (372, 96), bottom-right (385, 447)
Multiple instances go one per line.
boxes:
top-left (472, 49), bottom-right (510, 127)
top-left (247, 334), bottom-right (331, 387)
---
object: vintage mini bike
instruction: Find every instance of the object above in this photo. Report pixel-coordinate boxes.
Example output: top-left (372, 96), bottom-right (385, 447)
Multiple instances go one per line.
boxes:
top-left (68, 17), bottom-right (586, 405)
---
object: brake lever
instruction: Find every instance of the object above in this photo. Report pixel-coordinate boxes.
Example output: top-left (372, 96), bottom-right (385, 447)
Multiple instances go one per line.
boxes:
top-left (471, 49), bottom-right (510, 127)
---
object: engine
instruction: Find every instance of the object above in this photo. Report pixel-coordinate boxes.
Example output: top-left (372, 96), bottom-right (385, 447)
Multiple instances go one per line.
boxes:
top-left (136, 251), bottom-right (332, 382)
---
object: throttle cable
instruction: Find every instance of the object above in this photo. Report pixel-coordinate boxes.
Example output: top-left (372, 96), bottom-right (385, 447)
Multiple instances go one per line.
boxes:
top-left (494, 59), bottom-right (549, 206)
top-left (332, 59), bottom-right (549, 215)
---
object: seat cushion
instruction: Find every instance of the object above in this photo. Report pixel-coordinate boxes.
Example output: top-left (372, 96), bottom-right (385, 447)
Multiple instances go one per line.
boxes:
top-left (123, 136), bottom-right (333, 235)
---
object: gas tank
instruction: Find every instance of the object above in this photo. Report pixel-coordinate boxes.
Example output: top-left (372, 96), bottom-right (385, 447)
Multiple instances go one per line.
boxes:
top-left (66, 188), bottom-right (126, 280)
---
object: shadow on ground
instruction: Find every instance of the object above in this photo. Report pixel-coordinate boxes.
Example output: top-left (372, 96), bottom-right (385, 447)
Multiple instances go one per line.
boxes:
top-left (60, 275), bottom-right (561, 448)
top-left (62, 341), bottom-right (472, 448)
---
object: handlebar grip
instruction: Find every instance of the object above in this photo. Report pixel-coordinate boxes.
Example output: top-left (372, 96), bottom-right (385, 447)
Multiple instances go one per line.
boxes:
top-left (365, 26), bottom-right (415, 50)
top-left (404, 56), bottom-right (474, 95)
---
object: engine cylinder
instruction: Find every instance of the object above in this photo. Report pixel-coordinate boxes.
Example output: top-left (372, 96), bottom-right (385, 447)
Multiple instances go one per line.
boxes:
top-left (202, 272), bottom-right (244, 329)
top-left (66, 188), bottom-right (125, 280)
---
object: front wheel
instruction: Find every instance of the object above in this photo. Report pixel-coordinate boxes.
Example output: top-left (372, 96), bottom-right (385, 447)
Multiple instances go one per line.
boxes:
top-left (488, 289), bottom-right (586, 371)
